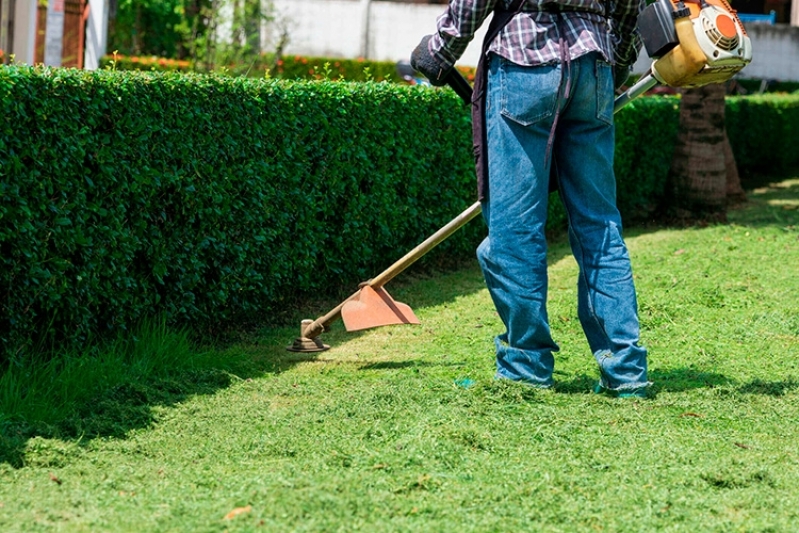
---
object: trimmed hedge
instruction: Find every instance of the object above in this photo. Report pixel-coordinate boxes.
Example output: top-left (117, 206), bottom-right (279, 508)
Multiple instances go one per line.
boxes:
top-left (2, 65), bottom-right (798, 362)
top-left (614, 96), bottom-right (681, 219)
top-left (0, 66), bottom-right (477, 360)
top-left (726, 94), bottom-right (799, 176)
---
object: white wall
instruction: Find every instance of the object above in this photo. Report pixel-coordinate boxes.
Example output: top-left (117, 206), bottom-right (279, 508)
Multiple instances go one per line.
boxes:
top-left (84, 0), bottom-right (109, 70)
top-left (735, 23), bottom-right (799, 81)
top-left (270, 0), bottom-right (489, 66)
top-left (268, 0), bottom-right (362, 59)
top-left (11, 0), bottom-right (37, 65)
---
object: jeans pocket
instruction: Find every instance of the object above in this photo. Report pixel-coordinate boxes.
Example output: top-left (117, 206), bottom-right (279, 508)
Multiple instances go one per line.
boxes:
top-left (499, 58), bottom-right (559, 127)
top-left (596, 59), bottom-right (614, 125)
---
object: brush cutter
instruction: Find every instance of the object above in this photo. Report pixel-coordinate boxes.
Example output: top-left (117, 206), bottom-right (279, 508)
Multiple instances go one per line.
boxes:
top-left (287, 0), bottom-right (752, 353)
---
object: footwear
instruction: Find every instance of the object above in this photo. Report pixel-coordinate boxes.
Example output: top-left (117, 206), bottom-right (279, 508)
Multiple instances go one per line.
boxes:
top-left (593, 383), bottom-right (650, 399)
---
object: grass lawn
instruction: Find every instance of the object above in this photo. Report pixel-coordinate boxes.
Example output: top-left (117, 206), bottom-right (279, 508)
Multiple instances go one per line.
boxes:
top-left (1, 179), bottom-right (798, 532)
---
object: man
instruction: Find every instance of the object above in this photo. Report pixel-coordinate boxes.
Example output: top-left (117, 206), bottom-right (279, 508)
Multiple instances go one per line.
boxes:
top-left (411, 0), bottom-right (651, 397)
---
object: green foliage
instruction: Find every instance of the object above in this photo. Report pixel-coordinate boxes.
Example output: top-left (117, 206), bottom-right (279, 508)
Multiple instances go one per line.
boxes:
top-left (108, 0), bottom-right (275, 73)
top-left (269, 55), bottom-right (402, 82)
top-left (726, 94), bottom-right (799, 176)
top-left (614, 96), bottom-right (682, 221)
top-left (0, 66), bottom-right (478, 363)
top-left (107, 0), bottom-right (186, 58)
top-left (99, 52), bottom-right (481, 84)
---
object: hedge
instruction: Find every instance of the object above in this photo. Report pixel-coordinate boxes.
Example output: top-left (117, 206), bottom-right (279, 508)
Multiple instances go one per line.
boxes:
top-left (726, 94), bottom-right (799, 176)
top-left (1, 65), bottom-right (798, 362)
top-left (614, 96), bottom-right (681, 218)
top-left (0, 66), bottom-right (478, 361)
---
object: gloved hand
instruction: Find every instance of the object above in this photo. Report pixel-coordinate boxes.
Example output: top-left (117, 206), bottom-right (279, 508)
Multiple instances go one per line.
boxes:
top-left (410, 35), bottom-right (452, 87)
top-left (614, 63), bottom-right (631, 91)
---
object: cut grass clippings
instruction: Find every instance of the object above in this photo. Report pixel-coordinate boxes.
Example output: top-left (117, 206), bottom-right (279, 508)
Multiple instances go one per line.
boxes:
top-left (1, 179), bottom-right (798, 532)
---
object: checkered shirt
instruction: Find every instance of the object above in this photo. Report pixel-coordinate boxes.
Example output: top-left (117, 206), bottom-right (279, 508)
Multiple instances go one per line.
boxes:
top-left (429, 0), bottom-right (645, 69)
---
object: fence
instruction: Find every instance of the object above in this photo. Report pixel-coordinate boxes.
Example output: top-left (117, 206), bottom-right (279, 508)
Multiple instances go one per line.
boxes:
top-left (35, 0), bottom-right (88, 68)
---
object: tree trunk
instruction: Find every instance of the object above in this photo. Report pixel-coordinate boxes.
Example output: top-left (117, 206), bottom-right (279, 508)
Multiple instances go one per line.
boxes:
top-left (666, 83), bottom-right (743, 220)
top-left (724, 129), bottom-right (747, 205)
top-left (134, 3), bottom-right (143, 55)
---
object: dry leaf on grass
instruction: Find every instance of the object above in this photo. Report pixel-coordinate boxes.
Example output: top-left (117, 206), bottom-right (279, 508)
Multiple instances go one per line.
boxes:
top-left (224, 505), bottom-right (252, 520)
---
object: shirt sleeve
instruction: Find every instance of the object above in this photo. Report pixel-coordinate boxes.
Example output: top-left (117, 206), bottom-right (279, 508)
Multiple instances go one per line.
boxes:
top-left (609, 0), bottom-right (646, 67)
top-left (429, 0), bottom-right (498, 69)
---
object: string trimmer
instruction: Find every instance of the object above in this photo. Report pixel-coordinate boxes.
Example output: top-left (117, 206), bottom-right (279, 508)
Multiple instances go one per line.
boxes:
top-left (287, 0), bottom-right (751, 353)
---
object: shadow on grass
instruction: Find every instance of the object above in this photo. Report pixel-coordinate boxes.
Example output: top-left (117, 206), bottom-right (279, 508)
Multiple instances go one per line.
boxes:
top-left (737, 378), bottom-right (799, 396)
top-left (359, 360), bottom-right (441, 371)
top-left (555, 369), bottom-right (799, 397)
top-left (0, 337), bottom-right (303, 470)
top-left (555, 367), bottom-right (734, 395)
top-left (358, 360), bottom-right (470, 371)
top-left (727, 177), bottom-right (799, 228)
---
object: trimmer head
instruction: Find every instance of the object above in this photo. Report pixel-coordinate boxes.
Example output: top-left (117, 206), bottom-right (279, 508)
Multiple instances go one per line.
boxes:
top-left (285, 287), bottom-right (420, 353)
top-left (287, 319), bottom-right (330, 353)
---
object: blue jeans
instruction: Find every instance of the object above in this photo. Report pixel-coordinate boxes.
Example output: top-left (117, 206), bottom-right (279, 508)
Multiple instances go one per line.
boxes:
top-left (476, 52), bottom-right (649, 391)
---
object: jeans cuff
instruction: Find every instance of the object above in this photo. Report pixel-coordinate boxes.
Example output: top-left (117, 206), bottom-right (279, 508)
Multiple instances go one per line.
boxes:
top-left (597, 378), bottom-right (653, 391)
top-left (494, 372), bottom-right (553, 389)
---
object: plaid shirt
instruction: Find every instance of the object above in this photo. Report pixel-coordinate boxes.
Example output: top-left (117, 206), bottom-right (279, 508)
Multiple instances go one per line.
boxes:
top-left (429, 0), bottom-right (644, 69)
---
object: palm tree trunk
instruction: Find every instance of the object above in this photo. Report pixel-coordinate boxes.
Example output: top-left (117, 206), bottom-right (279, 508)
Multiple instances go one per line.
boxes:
top-left (724, 129), bottom-right (747, 205)
top-left (666, 83), bottom-right (739, 220)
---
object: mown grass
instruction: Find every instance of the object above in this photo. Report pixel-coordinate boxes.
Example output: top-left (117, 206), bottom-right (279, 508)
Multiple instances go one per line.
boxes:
top-left (1, 179), bottom-right (798, 532)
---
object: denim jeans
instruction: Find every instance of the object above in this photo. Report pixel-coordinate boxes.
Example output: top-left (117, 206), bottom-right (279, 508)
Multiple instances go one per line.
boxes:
top-left (476, 52), bottom-right (649, 391)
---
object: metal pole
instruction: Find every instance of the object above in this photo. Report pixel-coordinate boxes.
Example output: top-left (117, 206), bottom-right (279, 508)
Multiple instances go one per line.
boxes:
top-left (613, 72), bottom-right (658, 110)
top-left (359, 0), bottom-right (371, 59)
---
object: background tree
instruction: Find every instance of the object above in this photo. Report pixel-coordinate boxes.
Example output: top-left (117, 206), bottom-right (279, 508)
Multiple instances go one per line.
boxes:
top-left (214, 0), bottom-right (273, 74)
top-left (108, 0), bottom-right (275, 73)
top-left (665, 83), bottom-right (746, 221)
top-left (108, 0), bottom-right (185, 58)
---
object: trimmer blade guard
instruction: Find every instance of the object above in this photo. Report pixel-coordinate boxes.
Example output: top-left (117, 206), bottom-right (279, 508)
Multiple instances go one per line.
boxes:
top-left (341, 286), bottom-right (420, 332)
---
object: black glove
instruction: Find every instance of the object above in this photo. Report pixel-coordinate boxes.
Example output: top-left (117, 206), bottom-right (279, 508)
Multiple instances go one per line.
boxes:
top-left (410, 35), bottom-right (452, 87)
top-left (614, 64), bottom-right (631, 91)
